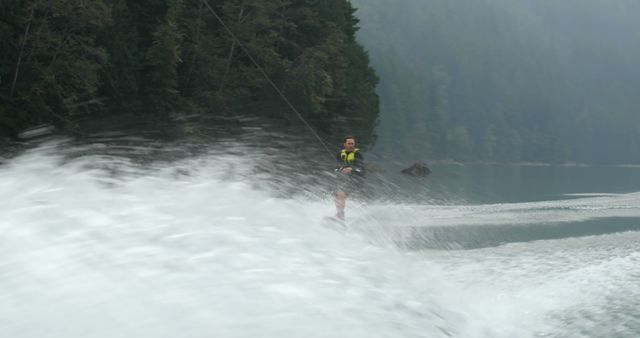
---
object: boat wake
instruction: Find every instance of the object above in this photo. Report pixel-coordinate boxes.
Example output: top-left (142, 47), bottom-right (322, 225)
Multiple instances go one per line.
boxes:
top-left (1, 139), bottom-right (639, 337)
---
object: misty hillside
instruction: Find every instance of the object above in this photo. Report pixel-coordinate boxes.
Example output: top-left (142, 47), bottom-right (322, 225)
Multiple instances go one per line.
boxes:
top-left (353, 0), bottom-right (640, 164)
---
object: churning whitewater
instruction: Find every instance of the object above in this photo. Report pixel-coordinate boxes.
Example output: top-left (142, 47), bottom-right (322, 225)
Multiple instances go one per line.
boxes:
top-left (1, 140), bottom-right (639, 338)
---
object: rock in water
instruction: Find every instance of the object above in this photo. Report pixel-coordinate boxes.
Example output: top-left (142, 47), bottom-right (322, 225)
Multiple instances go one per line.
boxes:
top-left (401, 162), bottom-right (431, 177)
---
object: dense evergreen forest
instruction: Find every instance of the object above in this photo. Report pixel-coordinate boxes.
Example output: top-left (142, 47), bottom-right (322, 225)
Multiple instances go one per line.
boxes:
top-left (353, 0), bottom-right (640, 164)
top-left (4, 0), bottom-right (639, 164)
top-left (0, 0), bottom-right (378, 145)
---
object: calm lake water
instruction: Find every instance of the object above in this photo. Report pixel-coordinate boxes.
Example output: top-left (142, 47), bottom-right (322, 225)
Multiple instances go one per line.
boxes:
top-left (1, 131), bottom-right (639, 337)
top-left (424, 163), bottom-right (640, 203)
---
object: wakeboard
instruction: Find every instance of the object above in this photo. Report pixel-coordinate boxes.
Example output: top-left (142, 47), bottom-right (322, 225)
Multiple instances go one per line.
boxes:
top-left (321, 216), bottom-right (347, 231)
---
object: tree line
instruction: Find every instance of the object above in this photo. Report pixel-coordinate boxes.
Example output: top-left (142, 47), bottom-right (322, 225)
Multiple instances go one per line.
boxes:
top-left (0, 0), bottom-right (379, 145)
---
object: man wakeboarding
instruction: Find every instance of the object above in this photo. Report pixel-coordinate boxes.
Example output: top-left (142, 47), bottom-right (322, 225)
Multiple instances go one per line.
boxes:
top-left (334, 136), bottom-right (364, 220)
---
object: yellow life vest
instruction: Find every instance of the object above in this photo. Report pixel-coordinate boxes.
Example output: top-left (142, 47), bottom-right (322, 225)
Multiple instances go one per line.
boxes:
top-left (340, 148), bottom-right (359, 164)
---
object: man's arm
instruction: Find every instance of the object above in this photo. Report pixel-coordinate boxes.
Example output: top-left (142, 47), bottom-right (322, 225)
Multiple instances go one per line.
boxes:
top-left (335, 153), bottom-right (343, 172)
top-left (351, 152), bottom-right (365, 176)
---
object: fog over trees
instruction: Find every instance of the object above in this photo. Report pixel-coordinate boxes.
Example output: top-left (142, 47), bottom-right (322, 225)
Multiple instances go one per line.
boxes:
top-left (352, 0), bottom-right (640, 164)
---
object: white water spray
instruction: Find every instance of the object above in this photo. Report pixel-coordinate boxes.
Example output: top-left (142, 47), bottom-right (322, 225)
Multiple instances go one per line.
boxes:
top-left (1, 140), bottom-right (639, 337)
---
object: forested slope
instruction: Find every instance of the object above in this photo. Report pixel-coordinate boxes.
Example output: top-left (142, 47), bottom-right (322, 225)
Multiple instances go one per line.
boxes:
top-left (1, 0), bottom-right (379, 144)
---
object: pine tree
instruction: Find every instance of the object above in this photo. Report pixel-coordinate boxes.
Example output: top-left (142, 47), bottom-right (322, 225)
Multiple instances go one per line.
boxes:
top-left (143, 0), bottom-right (183, 115)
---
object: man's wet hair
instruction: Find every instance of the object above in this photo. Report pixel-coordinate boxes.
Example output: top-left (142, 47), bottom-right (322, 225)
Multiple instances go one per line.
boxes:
top-left (343, 136), bottom-right (355, 144)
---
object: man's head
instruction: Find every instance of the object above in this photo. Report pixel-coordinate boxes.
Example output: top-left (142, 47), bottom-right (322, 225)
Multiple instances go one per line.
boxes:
top-left (342, 136), bottom-right (356, 151)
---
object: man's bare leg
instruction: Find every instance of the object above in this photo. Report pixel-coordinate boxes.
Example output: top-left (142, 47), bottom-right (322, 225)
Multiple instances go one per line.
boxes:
top-left (334, 190), bottom-right (346, 220)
